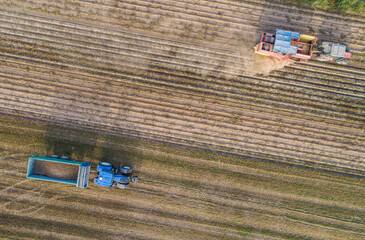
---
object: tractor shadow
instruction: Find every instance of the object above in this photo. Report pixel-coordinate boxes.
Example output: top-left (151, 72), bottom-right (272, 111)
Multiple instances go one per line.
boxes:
top-left (99, 142), bottom-right (136, 169)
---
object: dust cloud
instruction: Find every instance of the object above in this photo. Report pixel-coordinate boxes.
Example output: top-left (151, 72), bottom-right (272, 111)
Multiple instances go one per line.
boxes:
top-left (136, 10), bottom-right (293, 77)
top-left (228, 44), bottom-right (293, 77)
top-left (244, 48), bottom-right (292, 76)
top-left (207, 30), bottom-right (293, 77)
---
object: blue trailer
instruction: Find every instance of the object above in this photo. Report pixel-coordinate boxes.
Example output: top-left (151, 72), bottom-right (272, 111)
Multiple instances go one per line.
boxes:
top-left (27, 155), bottom-right (91, 188)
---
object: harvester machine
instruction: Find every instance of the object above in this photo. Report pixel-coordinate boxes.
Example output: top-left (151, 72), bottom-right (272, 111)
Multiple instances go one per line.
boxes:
top-left (255, 29), bottom-right (318, 63)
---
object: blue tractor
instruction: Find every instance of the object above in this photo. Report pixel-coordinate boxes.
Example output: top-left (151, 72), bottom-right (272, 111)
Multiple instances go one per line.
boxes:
top-left (94, 162), bottom-right (138, 189)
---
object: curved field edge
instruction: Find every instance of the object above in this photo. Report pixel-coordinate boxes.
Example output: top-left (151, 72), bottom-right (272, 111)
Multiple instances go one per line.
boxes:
top-left (0, 115), bottom-right (365, 240)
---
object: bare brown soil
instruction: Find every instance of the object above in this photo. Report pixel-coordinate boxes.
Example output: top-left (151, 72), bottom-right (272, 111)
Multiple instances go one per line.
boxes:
top-left (246, 48), bottom-right (293, 75)
top-left (0, 0), bottom-right (363, 175)
top-left (33, 160), bottom-right (79, 180)
top-left (0, 0), bottom-right (364, 238)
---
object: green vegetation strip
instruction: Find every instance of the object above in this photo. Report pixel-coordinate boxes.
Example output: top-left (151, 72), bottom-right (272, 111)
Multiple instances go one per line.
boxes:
top-left (285, 0), bottom-right (365, 13)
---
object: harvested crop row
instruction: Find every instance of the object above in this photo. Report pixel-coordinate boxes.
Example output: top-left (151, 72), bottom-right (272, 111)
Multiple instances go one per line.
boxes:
top-left (1, 118), bottom-right (365, 240)
top-left (0, 1), bottom-right (364, 175)
top-left (1, 49), bottom-right (362, 135)
top-left (0, 65), bottom-right (363, 152)
top-left (1, 79), bottom-right (362, 164)
top-left (0, 16), bottom-right (363, 99)
top-left (0, 88), bottom-right (363, 175)
top-left (0, 33), bottom-right (363, 122)
top-left (16, 0), bottom-right (365, 49)
top-left (0, 40), bottom-right (362, 123)
top-left (1, 7), bottom-right (363, 72)
top-left (0, 9), bottom-right (362, 89)
top-left (1, 4), bottom-right (364, 70)
top-left (1, 0), bottom-right (362, 60)
top-left (2, 52), bottom-right (363, 134)
top-left (1, 93), bottom-right (361, 171)
top-left (2, 103), bottom-right (364, 177)
top-left (113, 0), bottom-right (365, 41)
top-left (0, 50), bottom-right (362, 163)
top-left (1, 62), bottom-right (363, 155)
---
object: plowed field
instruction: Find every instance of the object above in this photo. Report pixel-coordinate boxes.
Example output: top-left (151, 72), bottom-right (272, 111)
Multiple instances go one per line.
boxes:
top-left (0, 0), bottom-right (364, 239)
top-left (1, 116), bottom-right (365, 239)
top-left (0, 0), bottom-right (364, 175)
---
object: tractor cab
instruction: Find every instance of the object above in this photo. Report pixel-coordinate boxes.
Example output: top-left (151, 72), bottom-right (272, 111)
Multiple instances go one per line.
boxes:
top-left (255, 29), bottom-right (317, 63)
top-left (329, 44), bottom-right (346, 57)
top-left (316, 42), bottom-right (351, 64)
top-left (94, 162), bottom-right (138, 189)
top-left (94, 170), bottom-right (114, 187)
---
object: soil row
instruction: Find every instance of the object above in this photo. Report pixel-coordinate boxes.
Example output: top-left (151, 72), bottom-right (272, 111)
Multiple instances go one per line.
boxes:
top-left (0, 2), bottom-right (364, 174)
top-left (1, 125), bottom-right (365, 239)
top-left (0, 69), bottom-right (363, 156)
top-left (1, 99), bottom-right (363, 176)
top-left (15, 0), bottom-right (365, 50)
top-left (0, 32), bottom-right (363, 122)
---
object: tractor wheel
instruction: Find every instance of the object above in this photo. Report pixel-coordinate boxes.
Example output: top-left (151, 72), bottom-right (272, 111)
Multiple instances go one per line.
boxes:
top-left (99, 162), bottom-right (112, 167)
top-left (97, 162), bottom-right (113, 172)
top-left (120, 165), bottom-right (133, 174)
top-left (50, 154), bottom-right (60, 158)
top-left (316, 56), bottom-right (328, 61)
top-left (336, 59), bottom-right (349, 65)
top-left (132, 176), bottom-right (138, 183)
top-left (116, 182), bottom-right (130, 189)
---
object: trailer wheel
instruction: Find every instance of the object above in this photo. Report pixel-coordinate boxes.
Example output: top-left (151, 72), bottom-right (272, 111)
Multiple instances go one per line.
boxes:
top-left (50, 154), bottom-right (60, 158)
top-left (116, 183), bottom-right (129, 189)
top-left (132, 176), bottom-right (138, 183)
top-left (120, 165), bottom-right (133, 174)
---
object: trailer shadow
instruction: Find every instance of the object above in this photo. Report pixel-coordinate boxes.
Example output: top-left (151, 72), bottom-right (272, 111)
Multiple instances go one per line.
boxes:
top-left (44, 124), bottom-right (141, 171)
top-left (44, 124), bottom-right (98, 161)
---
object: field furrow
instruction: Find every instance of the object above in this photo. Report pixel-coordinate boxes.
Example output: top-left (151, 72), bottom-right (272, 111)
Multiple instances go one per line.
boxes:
top-left (1, 118), bottom-right (365, 239)
top-left (1, 83), bottom-right (362, 165)
top-left (0, 1), bottom-right (364, 238)
top-left (0, 32), bottom-right (363, 122)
